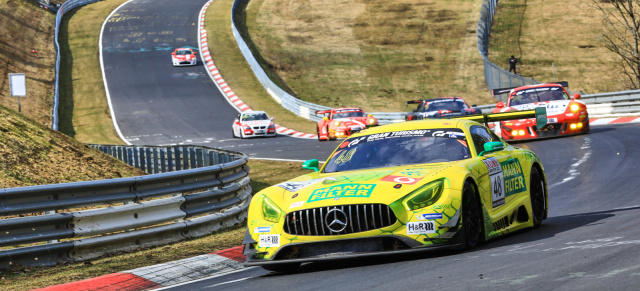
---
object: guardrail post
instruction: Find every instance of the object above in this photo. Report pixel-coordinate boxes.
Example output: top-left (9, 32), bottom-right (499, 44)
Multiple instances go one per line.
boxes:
top-left (153, 148), bottom-right (159, 174)
top-left (182, 146), bottom-right (190, 170)
top-left (146, 148), bottom-right (153, 174)
top-left (139, 148), bottom-right (146, 173)
top-left (161, 148), bottom-right (167, 173)
top-left (174, 147), bottom-right (181, 171)
top-left (168, 148), bottom-right (174, 172)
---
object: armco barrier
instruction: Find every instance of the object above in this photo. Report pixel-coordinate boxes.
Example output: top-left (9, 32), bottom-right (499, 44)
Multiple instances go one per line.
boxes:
top-left (0, 145), bottom-right (250, 270)
top-left (52, 0), bottom-right (103, 130)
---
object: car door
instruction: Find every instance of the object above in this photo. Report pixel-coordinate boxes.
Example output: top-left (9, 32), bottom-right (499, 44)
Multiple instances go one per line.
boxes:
top-left (469, 126), bottom-right (522, 216)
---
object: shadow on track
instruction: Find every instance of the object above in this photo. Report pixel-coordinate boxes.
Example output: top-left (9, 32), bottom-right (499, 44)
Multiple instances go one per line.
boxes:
top-left (260, 205), bottom-right (640, 276)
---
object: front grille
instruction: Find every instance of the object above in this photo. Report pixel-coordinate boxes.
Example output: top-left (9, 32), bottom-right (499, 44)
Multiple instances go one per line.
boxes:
top-left (253, 126), bottom-right (266, 129)
top-left (533, 123), bottom-right (562, 137)
top-left (284, 204), bottom-right (397, 236)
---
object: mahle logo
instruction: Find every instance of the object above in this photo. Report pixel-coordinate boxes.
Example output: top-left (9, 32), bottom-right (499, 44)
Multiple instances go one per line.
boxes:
top-left (308, 184), bottom-right (376, 202)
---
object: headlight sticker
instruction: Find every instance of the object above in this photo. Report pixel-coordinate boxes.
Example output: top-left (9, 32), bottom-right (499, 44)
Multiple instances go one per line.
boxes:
top-left (382, 175), bottom-right (422, 185)
top-left (416, 213), bottom-right (443, 220)
top-left (407, 221), bottom-right (436, 234)
top-left (259, 234), bottom-right (280, 247)
top-left (254, 227), bottom-right (271, 233)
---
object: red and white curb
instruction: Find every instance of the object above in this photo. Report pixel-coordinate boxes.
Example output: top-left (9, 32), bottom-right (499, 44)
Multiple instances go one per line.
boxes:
top-left (589, 116), bottom-right (640, 126)
top-left (198, 1), bottom-right (317, 140)
top-left (35, 246), bottom-right (246, 291)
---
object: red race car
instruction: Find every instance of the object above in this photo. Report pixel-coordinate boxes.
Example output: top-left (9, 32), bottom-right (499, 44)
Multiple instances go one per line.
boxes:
top-left (315, 108), bottom-right (378, 141)
top-left (171, 48), bottom-right (197, 66)
top-left (490, 82), bottom-right (589, 140)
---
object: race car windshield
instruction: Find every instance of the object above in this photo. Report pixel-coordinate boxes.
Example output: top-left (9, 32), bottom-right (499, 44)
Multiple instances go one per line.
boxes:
top-left (323, 129), bottom-right (471, 173)
top-left (242, 113), bottom-right (269, 121)
top-left (510, 87), bottom-right (569, 106)
top-left (333, 111), bottom-right (366, 119)
top-left (176, 50), bottom-right (191, 55)
top-left (424, 100), bottom-right (468, 112)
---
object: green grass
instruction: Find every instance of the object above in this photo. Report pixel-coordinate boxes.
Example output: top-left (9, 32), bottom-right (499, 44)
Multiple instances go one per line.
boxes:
top-left (488, 0), bottom-right (624, 92)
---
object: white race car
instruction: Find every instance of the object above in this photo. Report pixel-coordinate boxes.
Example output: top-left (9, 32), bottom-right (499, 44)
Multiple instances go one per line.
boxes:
top-left (232, 111), bottom-right (277, 138)
top-left (171, 48), bottom-right (197, 66)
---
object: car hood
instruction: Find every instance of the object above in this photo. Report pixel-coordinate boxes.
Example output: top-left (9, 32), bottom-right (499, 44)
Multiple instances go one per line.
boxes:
top-left (334, 118), bottom-right (368, 127)
top-left (269, 164), bottom-right (453, 210)
top-left (174, 54), bottom-right (195, 61)
top-left (242, 120), bottom-right (271, 127)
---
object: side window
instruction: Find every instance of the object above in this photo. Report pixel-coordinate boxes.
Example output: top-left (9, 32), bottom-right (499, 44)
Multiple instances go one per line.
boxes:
top-left (235, 114), bottom-right (240, 121)
top-left (470, 126), bottom-right (497, 155)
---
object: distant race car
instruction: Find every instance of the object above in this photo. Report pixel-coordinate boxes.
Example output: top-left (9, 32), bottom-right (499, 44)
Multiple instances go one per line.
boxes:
top-left (490, 82), bottom-right (589, 140)
top-left (243, 109), bottom-right (548, 272)
top-left (171, 48), bottom-right (197, 66)
top-left (405, 97), bottom-right (481, 121)
top-left (232, 111), bottom-right (277, 138)
top-left (315, 108), bottom-right (379, 141)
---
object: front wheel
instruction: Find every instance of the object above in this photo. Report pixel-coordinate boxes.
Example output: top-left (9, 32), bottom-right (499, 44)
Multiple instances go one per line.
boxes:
top-left (461, 181), bottom-right (482, 248)
top-left (327, 126), bottom-right (336, 140)
top-left (530, 166), bottom-right (546, 228)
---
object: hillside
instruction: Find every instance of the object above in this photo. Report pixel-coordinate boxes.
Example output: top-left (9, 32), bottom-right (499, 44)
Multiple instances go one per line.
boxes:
top-left (0, 104), bottom-right (144, 188)
top-left (0, 0), bottom-right (144, 189)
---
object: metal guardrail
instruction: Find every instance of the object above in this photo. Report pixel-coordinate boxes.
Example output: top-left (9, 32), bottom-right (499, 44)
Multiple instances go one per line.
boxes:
top-left (476, 0), bottom-right (540, 94)
top-left (52, 0), bottom-right (102, 130)
top-left (0, 145), bottom-right (250, 270)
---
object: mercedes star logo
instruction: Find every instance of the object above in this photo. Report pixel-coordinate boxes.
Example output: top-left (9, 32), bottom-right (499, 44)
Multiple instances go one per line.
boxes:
top-left (325, 208), bottom-right (348, 232)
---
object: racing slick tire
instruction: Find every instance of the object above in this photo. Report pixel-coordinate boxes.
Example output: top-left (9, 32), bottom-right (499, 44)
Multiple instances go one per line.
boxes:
top-left (461, 181), bottom-right (483, 249)
top-left (530, 166), bottom-right (546, 228)
top-left (261, 262), bottom-right (301, 273)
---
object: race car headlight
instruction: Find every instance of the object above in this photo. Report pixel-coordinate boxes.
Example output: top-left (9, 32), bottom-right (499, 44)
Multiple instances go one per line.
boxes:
top-left (403, 180), bottom-right (444, 211)
top-left (261, 195), bottom-right (282, 223)
top-left (333, 121), bottom-right (340, 127)
top-left (368, 118), bottom-right (376, 124)
top-left (570, 104), bottom-right (580, 113)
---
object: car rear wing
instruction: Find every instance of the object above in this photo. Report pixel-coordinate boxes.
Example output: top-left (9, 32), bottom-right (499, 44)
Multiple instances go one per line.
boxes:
top-left (491, 81), bottom-right (569, 97)
top-left (455, 107), bottom-right (548, 128)
top-left (315, 110), bottom-right (332, 115)
top-left (406, 100), bottom-right (423, 105)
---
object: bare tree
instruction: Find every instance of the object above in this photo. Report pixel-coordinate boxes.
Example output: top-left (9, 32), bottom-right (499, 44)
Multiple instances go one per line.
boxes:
top-left (593, 0), bottom-right (640, 88)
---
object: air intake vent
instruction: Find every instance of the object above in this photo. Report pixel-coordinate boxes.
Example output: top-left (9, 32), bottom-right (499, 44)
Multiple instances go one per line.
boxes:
top-left (284, 204), bottom-right (397, 236)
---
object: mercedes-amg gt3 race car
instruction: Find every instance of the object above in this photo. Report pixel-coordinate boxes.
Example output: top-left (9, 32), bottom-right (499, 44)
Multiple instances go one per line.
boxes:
top-left (244, 109), bottom-right (549, 272)
top-left (405, 97), bottom-right (481, 121)
top-left (171, 48), bottom-right (197, 66)
top-left (232, 111), bottom-right (277, 138)
top-left (490, 82), bottom-right (589, 140)
top-left (316, 108), bottom-right (379, 141)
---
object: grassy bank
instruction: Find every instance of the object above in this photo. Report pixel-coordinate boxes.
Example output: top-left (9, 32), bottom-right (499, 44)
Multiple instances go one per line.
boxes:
top-left (488, 0), bottom-right (621, 92)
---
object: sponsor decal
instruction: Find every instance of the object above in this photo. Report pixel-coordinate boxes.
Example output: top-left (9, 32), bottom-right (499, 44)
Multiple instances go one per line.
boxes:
top-left (381, 175), bottom-right (422, 185)
top-left (343, 128), bottom-right (466, 148)
top-left (547, 117), bottom-right (558, 123)
top-left (416, 213), bottom-right (443, 220)
top-left (321, 170), bottom-right (393, 185)
top-left (254, 227), bottom-right (271, 233)
top-left (334, 147), bottom-right (357, 164)
top-left (308, 184), bottom-right (376, 202)
top-left (407, 221), bottom-right (436, 234)
top-left (500, 159), bottom-right (527, 196)
top-left (483, 157), bottom-right (505, 208)
top-left (289, 201), bottom-right (304, 209)
top-left (432, 204), bottom-right (451, 210)
top-left (276, 178), bottom-right (331, 192)
top-left (259, 234), bottom-right (280, 247)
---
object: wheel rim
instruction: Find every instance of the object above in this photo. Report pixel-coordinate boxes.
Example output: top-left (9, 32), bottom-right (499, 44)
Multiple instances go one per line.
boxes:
top-left (531, 168), bottom-right (545, 221)
top-left (463, 187), bottom-right (481, 244)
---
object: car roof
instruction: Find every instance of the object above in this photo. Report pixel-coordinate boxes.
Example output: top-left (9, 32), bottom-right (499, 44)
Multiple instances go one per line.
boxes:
top-left (332, 107), bottom-right (364, 112)
top-left (351, 119), bottom-right (473, 137)
top-left (511, 83), bottom-right (564, 93)
top-left (243, 110), bottom-right (267, 114)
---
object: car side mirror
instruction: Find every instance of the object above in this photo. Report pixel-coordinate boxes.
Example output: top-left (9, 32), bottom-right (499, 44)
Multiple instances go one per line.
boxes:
top-left (478, 141), bottom-right (505, 156)
top-left (302, 159), bottom-right (319, 172)
top-left (368, 114), bottom-right (372, 117)
top-left (472, 104), bottom-right (477, 107)
top-left (171, 52), bottom-right (175, 56)
top-left (496, 102), bottom-right (505, 109)
top-left (573, 93), bottom-right (581, 100)
top-left (323, 117), bottom-right (329, 121)
top-left (270, 117), bottom-right (275, 121)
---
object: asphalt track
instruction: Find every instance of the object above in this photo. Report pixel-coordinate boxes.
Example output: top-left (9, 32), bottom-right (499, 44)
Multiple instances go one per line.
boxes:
top-left (101, 0), bottom-right (337, 160)
top-left (102, 0), bottom-right (640, 290)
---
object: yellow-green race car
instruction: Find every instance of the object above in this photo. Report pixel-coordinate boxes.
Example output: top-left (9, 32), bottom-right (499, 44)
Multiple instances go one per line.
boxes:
top-left (243, 111), bottom-right (549, 272)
